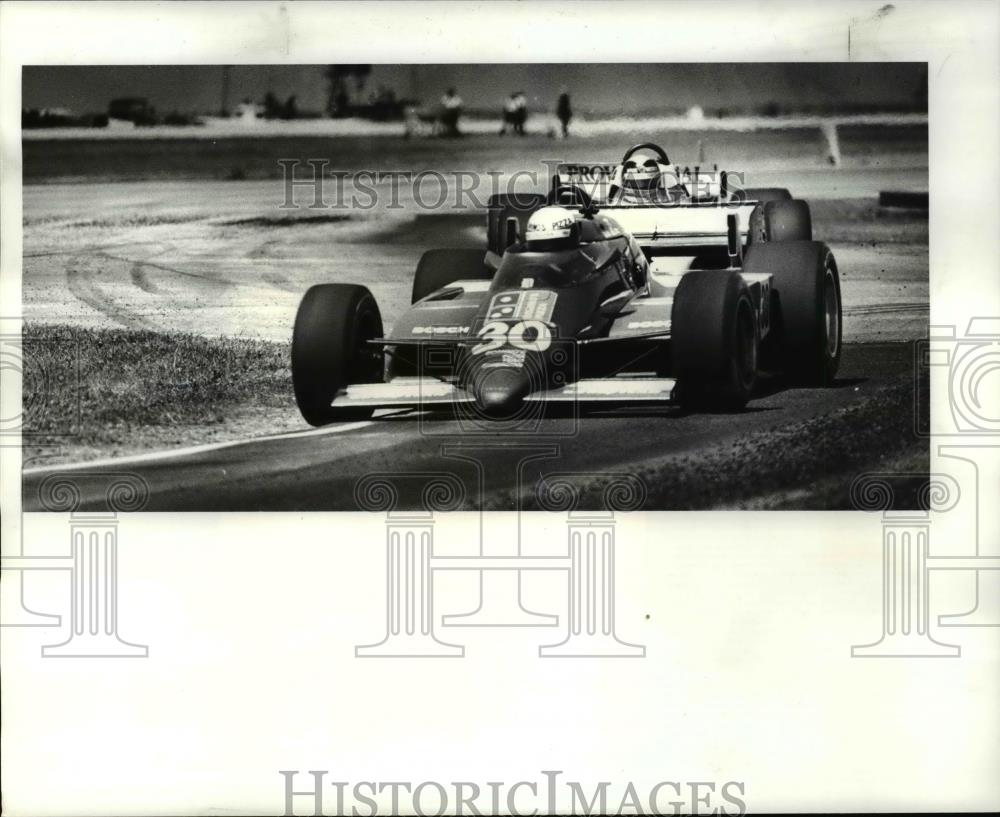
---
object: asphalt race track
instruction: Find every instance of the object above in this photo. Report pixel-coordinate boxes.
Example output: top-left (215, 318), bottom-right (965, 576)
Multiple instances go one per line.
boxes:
top-left (20, 152), bottom-right (929, 511)
top-left (22, 341), bottom-right (923, 511)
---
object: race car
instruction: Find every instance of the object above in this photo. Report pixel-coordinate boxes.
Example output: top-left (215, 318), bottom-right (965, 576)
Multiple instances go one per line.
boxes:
top-left (290, 143), bottom-right (842, 425)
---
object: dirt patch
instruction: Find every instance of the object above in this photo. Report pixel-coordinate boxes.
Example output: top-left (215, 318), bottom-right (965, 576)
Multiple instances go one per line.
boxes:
top-left (23, 212), bottom-right (210, 229)
top-left (220, 213), bottom-right (353, 228)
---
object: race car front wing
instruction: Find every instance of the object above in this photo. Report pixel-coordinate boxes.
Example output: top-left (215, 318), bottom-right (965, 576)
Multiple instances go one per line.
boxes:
top-left (330, 375), bottom-right (677, 410)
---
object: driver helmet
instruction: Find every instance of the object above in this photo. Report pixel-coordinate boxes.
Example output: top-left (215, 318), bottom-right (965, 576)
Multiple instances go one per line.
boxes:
top-left (524, 206), bottom-right (580, 251)
top-left (621, 153), bottom-right (663, 192)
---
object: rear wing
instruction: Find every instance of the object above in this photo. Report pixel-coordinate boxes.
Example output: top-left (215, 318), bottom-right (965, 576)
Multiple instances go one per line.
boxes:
top-left (553, 162), bottom-right (735, 203)
top-left (554, 162), bottom-right (758, 250)
top-left (485, 163), bottom-right (760, 254)
top-left (601, 202), bottom-right (757, 249)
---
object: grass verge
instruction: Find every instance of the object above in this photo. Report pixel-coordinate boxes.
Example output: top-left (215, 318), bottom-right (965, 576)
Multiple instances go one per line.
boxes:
top-left (22, 323), bottom-right (301, 466)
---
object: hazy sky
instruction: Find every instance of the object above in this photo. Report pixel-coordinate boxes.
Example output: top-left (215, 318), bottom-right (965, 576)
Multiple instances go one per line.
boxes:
top-left (23, 64), bottom-right (926, 116)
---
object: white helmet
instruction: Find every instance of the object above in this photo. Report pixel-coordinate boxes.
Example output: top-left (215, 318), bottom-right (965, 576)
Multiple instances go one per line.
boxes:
top-left (621, 154), bottom-right (662, 192)
top-left (524, 206), bottom-right (579, 248)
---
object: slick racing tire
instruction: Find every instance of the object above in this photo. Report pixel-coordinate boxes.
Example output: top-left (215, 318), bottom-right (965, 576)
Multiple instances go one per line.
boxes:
top-left (741, 187), bottom-right (792, 203)
top-left (743, 240), bottom-right (842, 386)
top-left (747, 199), bottom-right (813, 245)
top-left (412, 248), bottom-right (492, 304)
top-left (292, 284), bottom-right (384, 426)
top-left (671, 269), bottom-right (759, 411)
top-left (487, 192), bottom-right (546, 255)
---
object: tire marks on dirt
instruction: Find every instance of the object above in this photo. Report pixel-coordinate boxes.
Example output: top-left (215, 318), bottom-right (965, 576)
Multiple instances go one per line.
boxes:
top-left (65, 254), bottom-right (153, 330)
top-left (129, 261), bottom-right (160, 294)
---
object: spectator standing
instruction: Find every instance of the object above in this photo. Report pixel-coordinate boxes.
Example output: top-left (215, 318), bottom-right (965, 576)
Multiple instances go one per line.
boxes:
top-left (556, 87), bottom-right (572, 138)
top-left (499, 92), bottom-right (518, 135)
top-left (513, 91), bottom-right (527, 135)
top-left (440, 87), bottom-right (463, 137)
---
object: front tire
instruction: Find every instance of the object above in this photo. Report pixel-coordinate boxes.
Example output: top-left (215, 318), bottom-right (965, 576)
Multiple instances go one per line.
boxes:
top-left (671, 270), bottom-right (759, 411)
top-left (743, 241), bottom-right (842, 385)
top-left (291, 284), bottom-right (384, 426)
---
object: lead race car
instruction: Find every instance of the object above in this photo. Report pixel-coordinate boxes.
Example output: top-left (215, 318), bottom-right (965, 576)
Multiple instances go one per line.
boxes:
top-left (291, 143), bottom-right (842, 425)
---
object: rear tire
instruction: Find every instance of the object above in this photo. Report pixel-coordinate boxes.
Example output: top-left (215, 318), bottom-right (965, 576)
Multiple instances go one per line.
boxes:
top-left (742, 187), bottom-right (792, 203)
top-left (743, 241), bottom-right (842, 385)
top-left (671, 270), bottom-right (759, 411)
top-left (412, 248), bottom-right (491, 304)
top-left (291, 284), bottom-right (384, 426)
top-left (748, 199), bottom-right (812, 245)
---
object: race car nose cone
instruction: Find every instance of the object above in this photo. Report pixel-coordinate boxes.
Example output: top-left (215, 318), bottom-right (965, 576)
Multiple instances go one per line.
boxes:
top-left (472, 366), bottom-right (530, 416)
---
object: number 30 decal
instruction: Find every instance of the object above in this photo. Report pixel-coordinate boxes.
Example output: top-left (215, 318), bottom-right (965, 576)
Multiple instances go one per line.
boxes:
top-left (470, 320), bottom-right (552, 355)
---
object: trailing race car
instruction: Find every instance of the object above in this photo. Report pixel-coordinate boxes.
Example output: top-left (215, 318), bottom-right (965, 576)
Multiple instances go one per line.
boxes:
top-left (291, 143), bottom-right (842, 425)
